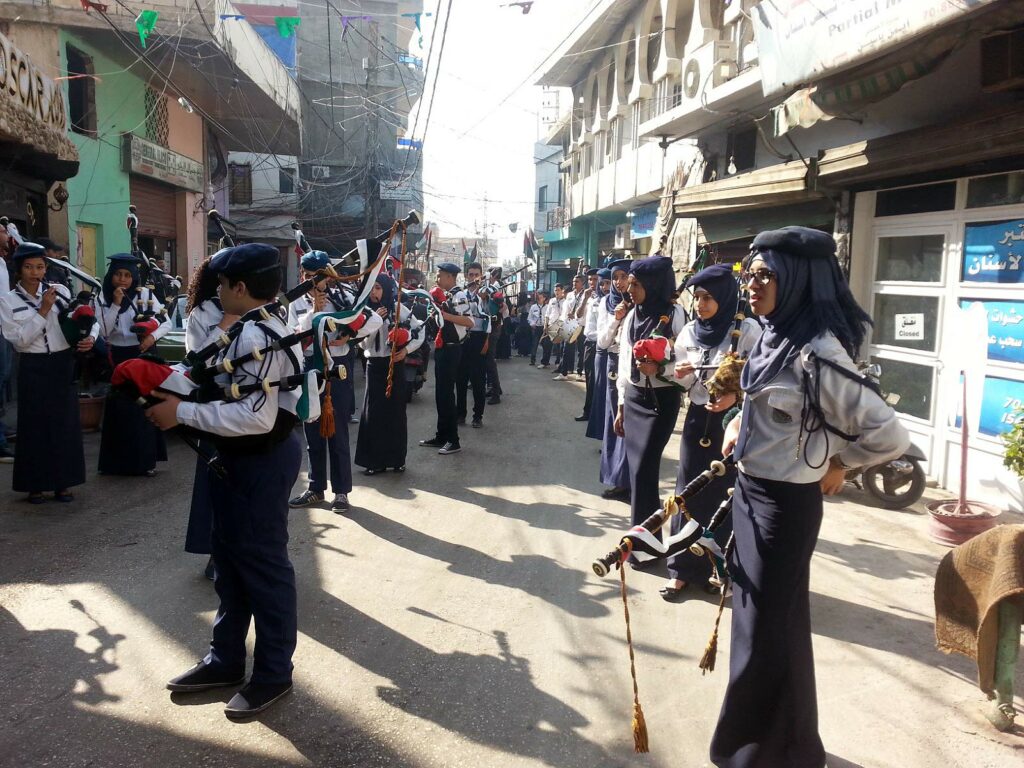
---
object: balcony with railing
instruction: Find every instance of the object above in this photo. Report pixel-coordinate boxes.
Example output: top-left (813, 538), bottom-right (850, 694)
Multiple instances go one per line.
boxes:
top-left (546, 206), bottom-right (570, 231)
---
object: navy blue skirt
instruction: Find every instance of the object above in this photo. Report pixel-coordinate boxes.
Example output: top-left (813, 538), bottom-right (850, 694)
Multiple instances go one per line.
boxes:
top-left (599, 352), bottom-right (630, 489)
top-left (585, 349), bottom-right (608, 440)
top-left (623, 382), bottom-right (680, 526)
top-left (98, 344), bottom-right (167, 475)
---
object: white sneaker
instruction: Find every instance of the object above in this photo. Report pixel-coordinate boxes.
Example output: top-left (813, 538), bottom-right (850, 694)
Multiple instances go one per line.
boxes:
top-left (552, 374), bottom-right (567, 381)
top-left (537, 364), bottom-right (548, 369)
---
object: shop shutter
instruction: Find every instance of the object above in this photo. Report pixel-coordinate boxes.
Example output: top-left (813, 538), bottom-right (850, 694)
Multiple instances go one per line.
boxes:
top-left (128, 176), bottom-right (177, 238)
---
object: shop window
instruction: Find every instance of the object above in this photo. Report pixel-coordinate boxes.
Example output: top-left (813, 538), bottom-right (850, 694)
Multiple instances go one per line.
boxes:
top-left (279, 168), bottom-right (296, 194)
top-left (65, 44), bottom-right (96, 137)
top-left (871, 356), bottom-right (934, 422)
top-left (229, 164), bottom-right (252, 205)
top-left (966, 171), bottom-right (1024, 208)
top-left (537, 185), bottom-right (547, 211)
top-left (874, 234), bottom-right (945, 282)
top-left (145, 87), bottom-right (169, 148)
top-left (875, 182), bottom-right (955, 217)
top-left (872, 294), bottom-right (940, 352)
top-left (726, 127), bottom-right (757, 174)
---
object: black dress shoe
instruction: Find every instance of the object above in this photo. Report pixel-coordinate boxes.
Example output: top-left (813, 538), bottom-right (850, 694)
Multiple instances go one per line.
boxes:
top-left (167, 661), bottom-right (245, 692)
top-left (204, 557), bottom-right (216, 581)
top-left (419, 437), bottom-right (445, 448)
top-left (574, 413), bottom-right (588, 422)
top-left (471, 417), bottom-right (482, 428)
top-left (224, 681), bottom-right (293, 719)
top-left (487, 395), bottom-right (500, 405)
top-left (456, 417), bottom-right (466, 426)
top-left (601, 486), bottom-right (630, 500)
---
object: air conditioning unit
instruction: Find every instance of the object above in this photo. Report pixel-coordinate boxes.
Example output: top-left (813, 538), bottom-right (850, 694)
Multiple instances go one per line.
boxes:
top-left (681, 41), bottom-right (738, 102)
top-left (981, 27), bottom-right (1024, 93)
top-left (614, 223), bottom-right (630, 250)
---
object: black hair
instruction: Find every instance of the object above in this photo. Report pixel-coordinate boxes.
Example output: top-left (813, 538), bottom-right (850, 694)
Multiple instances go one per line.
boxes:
top-left (466, 262), bottom-right (483, 273)
top-left (227, 266), bottom-right (282, 301)
top-left (185, 258), bottom-right (219, 313)
top-left (554, 282), bottom-right (564, 290)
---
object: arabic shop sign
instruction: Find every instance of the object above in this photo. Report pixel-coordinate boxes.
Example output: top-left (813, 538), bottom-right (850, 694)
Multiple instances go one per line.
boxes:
top-left (962, 219), bottom-right (1024, 284)
top-left (978, 375), bottom-right (1024, 437)
top-left (751, 0), bottom-right (997, 97)
top-left (122, 133), bottom-right (204, 192)
top-left (629, 206), bottom-right (657, 240)
top-left (0, 31), bottom-right (68, 134)
top-left (960, 299), bottom-right (1024, 366)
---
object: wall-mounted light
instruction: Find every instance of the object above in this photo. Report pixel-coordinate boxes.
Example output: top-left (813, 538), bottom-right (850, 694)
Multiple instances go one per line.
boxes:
top-left (726, 155), bottom-right (737, 175)
top-left (177, 96), bottom-right (195, 114)
top-left (48, 183), bottom-right (70, 212)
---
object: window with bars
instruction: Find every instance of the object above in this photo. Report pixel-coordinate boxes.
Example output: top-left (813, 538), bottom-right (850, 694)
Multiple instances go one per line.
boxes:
top-left (145, 87), bottom-right (169, 148)
top-left (279, 168), bottom-right (296, 194)
top-left (66, 45), bottom-right (97, 137)
top-left (229, 164), bottom-right (253, 205)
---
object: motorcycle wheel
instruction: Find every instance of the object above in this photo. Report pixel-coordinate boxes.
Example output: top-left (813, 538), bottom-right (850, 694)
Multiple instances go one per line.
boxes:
top-left (862, 458), bottom-right (926, 510)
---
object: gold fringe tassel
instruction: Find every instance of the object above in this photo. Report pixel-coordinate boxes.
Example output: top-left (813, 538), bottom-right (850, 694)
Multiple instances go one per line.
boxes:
top-left (319, 336), bottom-right (335, 438)
top-left (619, 552), bottom-right (649, 753)
top-left (699, 587), bottom-right (729, 675)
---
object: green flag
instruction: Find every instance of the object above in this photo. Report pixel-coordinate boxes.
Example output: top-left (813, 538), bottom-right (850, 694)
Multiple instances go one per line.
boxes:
top-left (136, 10), bottom-right (159, 48)
top-left (275, 17), bottom-right (301, 38)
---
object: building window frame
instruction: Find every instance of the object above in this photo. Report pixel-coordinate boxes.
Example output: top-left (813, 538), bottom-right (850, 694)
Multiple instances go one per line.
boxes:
top-left (229, 163), bottom-right (253, 205)
top-left (65, 44), bottom-right (97, 138)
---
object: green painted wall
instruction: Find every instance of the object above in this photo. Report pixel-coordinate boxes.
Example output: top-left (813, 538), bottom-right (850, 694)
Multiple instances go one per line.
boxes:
top-left (61, 31), bottom-right (147, 269)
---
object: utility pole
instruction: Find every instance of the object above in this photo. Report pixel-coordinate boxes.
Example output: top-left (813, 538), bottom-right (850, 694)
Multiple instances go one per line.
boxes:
top-left (364, 22), bottom-right (380, 236)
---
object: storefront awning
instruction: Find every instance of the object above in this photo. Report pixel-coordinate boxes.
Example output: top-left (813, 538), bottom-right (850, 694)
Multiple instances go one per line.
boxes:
top-left (673, 159), bottom-right (822, 217)
top-left (698, 199), bottom-right (835, 245)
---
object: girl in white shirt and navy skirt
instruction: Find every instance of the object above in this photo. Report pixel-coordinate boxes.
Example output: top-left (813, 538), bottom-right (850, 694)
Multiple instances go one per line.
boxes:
top-left (710, 228), bottom-right (909, 768)
top-left (95, 254), bottom-right (171, 476)
top-left (614, 256), bottom-right (687, 539)
top-left (0, 243), bottom-right (98, 503)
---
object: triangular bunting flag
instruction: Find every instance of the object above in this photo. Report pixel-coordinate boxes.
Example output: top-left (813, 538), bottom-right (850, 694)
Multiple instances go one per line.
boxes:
top-left (275, 17), bottom-right (301, 38)
top-left (136, 10), bottom-right (159, 48)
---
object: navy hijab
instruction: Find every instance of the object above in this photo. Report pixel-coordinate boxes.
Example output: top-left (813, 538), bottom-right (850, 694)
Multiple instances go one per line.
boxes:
top-left (604, 258), bottom-right (631, 313)
top-left (685, 263), bottom-right (738, 349)
top-left (627, 256), bottom-right (676, 344)
top-left (740, 227), bottom-right (871, 395)
top-left (369, 273), bottom-right (397, 313)
top-left (102, 254), bottom-right (141, 314)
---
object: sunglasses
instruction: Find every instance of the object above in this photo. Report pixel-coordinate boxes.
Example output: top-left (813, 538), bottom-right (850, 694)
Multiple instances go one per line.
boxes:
top-left (739, 268), bottom-right (776, 286)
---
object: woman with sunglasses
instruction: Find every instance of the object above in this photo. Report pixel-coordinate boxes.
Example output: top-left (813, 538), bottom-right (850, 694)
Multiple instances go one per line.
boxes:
top-left (710, 227), bottom-right (908, 768)
top-left (613, 256), bottom-right (686, 541)
top-left (661, 263), bottom-right (760, 601)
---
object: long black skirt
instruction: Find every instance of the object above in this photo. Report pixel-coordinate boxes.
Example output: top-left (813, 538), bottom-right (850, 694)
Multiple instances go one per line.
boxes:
top-left (599, 353), bottom-right (630, 489)
top-left (184, 438), bottom-right (215, 554)
top-left (355, 357), bottom-right (408, 470)
top-left (14, 350), bottom-right (86, 493)
top-left (623, 383), bottom-right (680, 526)
top-left (710, 472), bottom-right (825, 768)
top-left (666, 403), bottom-right (734, 582)
top-left (98, 345), bottom-right (167, 475)
top-left (585, 349), bottom-right (608, 440)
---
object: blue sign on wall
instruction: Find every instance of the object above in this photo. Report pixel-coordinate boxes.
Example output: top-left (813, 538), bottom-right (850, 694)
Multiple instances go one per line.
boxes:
top-left (978, 375), bottom-right (1024, 437)
top-left (630, 206), bottom-right (658, 240)
top-left (962, 219), bottom-right (1024, 284)
top-left (960, 299), bottom-right (1024, 365)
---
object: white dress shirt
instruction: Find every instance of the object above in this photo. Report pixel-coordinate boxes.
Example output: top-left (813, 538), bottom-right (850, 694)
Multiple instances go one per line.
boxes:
top-left (95, 287), bottom-right (172, 347)
top-left (583, 291), bottom-right (601, 342)
top-left (543, 298), bottom-right (562, 326)
top-left (440, 288), bottom-right (472, 342)
top-left (185, 299), bottom-right (225, 354)
top-left (0, 281), bottom-right (99, 354)
top-left (735, 332), bottom-right (910, 483)
top-left (527, 303), bottom-right (543, 328)
top-left (176, 313), bottom-right (302, 437)
top-left (616, 305), bottom-right (688, 402)
top-left (596, 299), bottom-right (624, 353)
top-left (673, 318), bottom-right (761, 406)
top-left (362, 304), bottom-right (425, 358)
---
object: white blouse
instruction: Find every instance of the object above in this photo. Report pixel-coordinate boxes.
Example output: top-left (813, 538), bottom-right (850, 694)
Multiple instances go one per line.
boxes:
top-left (0, 282), bottom-right (99, 354)
top-left (673, 317), bottom-right (761, 406)
top-left (615, 305), bottom-right (688, 401)
top-left (95, 287), bottom-right (172, 347)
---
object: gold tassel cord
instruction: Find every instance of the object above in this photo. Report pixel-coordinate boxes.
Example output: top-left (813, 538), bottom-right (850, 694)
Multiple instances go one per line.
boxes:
top-left (699, 586), bottom-right (728, 675)
top-left (618, 546), bottom-right (650, 754)
top-left (385, 221), bottom-right (407, 399)
top-left (319, 334), bottom-right (335, 438)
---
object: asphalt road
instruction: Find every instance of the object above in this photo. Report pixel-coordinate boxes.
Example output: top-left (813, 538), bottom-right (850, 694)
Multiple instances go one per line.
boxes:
top-left (0, 357), bottom-right (1021, 767)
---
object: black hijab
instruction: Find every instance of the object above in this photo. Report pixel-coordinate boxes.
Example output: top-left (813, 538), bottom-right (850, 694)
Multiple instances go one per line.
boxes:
top-left (627, 256), bottom-right (676, 344)
top-left (102, 254), bottom-right (141, 314)
top-left (740, 227), bottom-right (871, 395)
top-left (369, 273), bottom-right (397, 313)
top-left (685, 263), bottom-right (738, 349)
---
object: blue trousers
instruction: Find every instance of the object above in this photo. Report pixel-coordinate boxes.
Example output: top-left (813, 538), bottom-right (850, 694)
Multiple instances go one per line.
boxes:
top-left (205, 433), bottom-right (302, 685)
top-left (302, 377), bottom-right (353, 494)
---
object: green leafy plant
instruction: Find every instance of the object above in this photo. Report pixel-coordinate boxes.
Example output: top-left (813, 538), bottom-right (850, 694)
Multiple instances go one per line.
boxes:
top-left (1001, 406), bottom-right (1024, 479)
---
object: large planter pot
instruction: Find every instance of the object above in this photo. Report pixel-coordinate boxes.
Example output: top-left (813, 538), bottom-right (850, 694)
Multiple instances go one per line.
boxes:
top-left (926, 500), bottom-right (1002, 546)
top-left (78, 394), bottom-right (104, 433)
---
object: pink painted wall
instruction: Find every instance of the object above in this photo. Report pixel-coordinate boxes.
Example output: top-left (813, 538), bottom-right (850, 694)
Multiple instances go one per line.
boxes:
top-left (166, 97), bottom-right (208, 279)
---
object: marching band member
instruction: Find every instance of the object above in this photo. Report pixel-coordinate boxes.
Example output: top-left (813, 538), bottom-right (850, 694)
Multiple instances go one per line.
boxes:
top-left (553, 274), bottom-right (585, 380)
top-left (95, 254), bottom-right (171, 477)
top-left (148, 244), bottom-right (306, 719)
top-left (538, 284), bottom-right (564, 369)
top-left (456, 262), bottom-right (490, 429)
top-left (0, 242), bottom-right (97, 503)
top-left (711, 228), bottom-right (908, 767)
top-left (419, 262), bottom-right (473, 455)
top-left (355, 274), bottom-right (424, 474)
top-left (527, 291), bottom-right (546, 366)
top-left (577, 268), bottom-right (602, 422)
top-left (661, 264), bottom-right (760, 601)
top-left (287, 251), bottom-right (381, 513)
top-left (594, 258), bottom-right (631, 500)
top-left (183, 256), bottom-right (238, 579)
top-left (484, 266), bottom-right (506, 402)
top-left (613, 256), bottom-right (686, 536)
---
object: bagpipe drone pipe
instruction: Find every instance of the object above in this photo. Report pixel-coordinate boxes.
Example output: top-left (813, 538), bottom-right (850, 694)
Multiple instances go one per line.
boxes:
top-left (592, 454), bottom-right (736, 579)
top-left (127, 205), bottom-right (180, 304)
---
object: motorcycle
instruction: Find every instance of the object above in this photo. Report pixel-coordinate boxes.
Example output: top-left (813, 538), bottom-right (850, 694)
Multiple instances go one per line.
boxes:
top-left (846, 363), bottom-right (928, 510)
top-left (403, 342), bottom-right (429, 403)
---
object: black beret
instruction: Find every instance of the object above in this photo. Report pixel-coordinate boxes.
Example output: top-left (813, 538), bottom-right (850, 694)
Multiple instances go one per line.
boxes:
top-left (752, 226), bottom-right (836, 259)
top-left (36, 237), bottom-right (64, 252)
top-left (209, 243), bottom-right (280, 277)
top-left (107, 253), bottom-right (141, 266)
top-left (437, 262), bottom-right (461, 275)
top-left (586, 267), bottom-right (599, 276)
top-left (12, 242), bottom-right (45, 261)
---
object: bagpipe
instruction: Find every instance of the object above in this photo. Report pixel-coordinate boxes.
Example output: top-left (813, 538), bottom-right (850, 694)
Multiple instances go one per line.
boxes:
top-left (704, 292), bottom-right (749, 405)
top-left (208, 209), bottom-right (236, 249)
top-left (593, 455), bottom-right (738, 754)
top-left (127, 204), bottom-right (181, 304)
top-left (39, 260), bottom-right (102, 347)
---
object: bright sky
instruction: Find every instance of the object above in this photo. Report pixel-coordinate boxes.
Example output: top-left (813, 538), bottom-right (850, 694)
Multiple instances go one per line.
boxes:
top-left (414, 0), bottom-right (594, 260)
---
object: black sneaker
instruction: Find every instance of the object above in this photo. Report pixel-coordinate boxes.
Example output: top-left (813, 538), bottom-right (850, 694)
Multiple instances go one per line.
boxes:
top-left (487, 395), bottom-right (500, 405)
top-left (419, 437), bottom-right (445, 448)
top-left (471, 418), bottom-right (482, 428)
top-left (574, 413), bottom-right (588, 422)
top-left (203, 557), bottom-right (216, 581)
top-left (332, 493), bottom-right (350, 513)
top-left (456, 416), bottom-right (466, 426)
top-left (224, 681), bottom-right (293, 719)
top-left (438, 442), bottom-right (462, 455)
top-left (288, 489), bottom-right (324, 508)
top-left (167, 661), bottom-right (245, 692)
